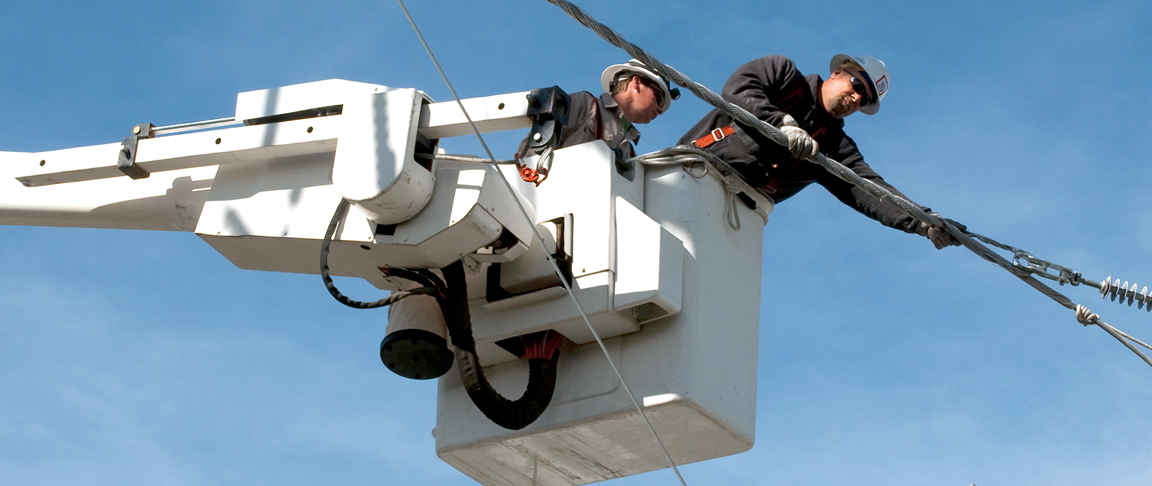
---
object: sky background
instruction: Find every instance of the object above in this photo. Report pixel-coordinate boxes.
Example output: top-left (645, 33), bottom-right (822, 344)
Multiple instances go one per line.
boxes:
top-left (2, 0), bottom-right (1151, 485)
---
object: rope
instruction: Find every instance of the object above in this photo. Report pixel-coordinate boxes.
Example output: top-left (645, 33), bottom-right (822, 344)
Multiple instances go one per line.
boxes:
top-left (629, 146), bottom-right (771, 230)
top-left (396, 2), bottom-right (690, 483)
top-left (542, 0), bottom-right (1151, 369)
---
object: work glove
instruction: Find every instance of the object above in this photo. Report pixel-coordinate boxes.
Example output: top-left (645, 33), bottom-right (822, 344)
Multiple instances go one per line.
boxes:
top-left (915, 213), bottom-right (967, 250)
top-left (779, 114), bottom-right (819, 160)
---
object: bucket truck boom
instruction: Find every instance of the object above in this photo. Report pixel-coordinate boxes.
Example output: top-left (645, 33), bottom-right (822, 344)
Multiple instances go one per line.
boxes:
top-left (0, 78), bottom-right (774, 486)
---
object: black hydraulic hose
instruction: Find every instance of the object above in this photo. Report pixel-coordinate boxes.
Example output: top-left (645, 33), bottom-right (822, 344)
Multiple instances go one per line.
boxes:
top-left (321, 198), bottom-right (441, 308)
top-left (414, 269), bottom-right (447, 292)
top-left (380, 267), bottom-right (443, 293)
top-left (439, 261), bottom-right (560, 430)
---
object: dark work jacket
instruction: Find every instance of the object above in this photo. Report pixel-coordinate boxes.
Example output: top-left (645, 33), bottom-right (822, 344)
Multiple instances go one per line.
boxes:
top-left (678, 55), bottom-right (923, 234)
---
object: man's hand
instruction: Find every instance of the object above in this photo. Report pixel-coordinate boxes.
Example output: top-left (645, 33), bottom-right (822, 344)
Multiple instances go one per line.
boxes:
top-left (779, 115), bottom-right (819, 160)
top-left (915, 213), bottom-right (967, 250)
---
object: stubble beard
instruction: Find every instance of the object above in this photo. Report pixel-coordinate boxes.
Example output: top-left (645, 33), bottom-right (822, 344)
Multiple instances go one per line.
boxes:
top-left (826, 94), bottom-right (855, 118)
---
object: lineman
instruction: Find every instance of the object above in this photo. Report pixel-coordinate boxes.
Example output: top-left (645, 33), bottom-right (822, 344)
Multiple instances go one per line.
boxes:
top-left (518, 59), bottom-right (678, 161)
top-left (679, 54), bottom-right (959, 249)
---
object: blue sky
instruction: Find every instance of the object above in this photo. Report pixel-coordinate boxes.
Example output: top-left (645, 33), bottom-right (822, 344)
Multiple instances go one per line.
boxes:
top-left (2, 1), bottom-right (1151, 485)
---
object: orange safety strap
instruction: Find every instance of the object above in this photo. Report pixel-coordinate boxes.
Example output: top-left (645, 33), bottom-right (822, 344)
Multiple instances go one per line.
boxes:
top-left (691, 125), bottom-right (735, 149)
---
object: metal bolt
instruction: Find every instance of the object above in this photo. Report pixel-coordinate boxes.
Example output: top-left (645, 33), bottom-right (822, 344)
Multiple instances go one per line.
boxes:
top-left (532, 133), bottom-right (542, 142)
top-left (133, 125), bottom-right (142, 135)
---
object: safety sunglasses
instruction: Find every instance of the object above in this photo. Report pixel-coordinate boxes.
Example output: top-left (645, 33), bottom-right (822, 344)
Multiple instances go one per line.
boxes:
top-left (849, 75), bottom-right (874, 106)
top-left (642, 79), bottom-right (665, 107)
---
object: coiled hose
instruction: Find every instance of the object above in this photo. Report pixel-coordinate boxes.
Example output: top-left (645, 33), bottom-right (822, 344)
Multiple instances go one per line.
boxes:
top-left (438, 261), bottom-right (560, 430)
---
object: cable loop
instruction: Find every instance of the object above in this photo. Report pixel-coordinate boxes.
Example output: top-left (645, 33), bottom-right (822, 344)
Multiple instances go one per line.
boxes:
top-left (684, 161), bottom-right (708, 179)
top-left (723, 178), bottom-right (744, 231)
top-left (1076, 305), bottom-right (1100, 326)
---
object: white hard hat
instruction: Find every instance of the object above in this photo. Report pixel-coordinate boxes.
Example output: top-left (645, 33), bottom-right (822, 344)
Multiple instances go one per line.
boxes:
top-left (830, 54), bottom-right (890, 115)
top-left (601, 60), bottom-right (679, 111)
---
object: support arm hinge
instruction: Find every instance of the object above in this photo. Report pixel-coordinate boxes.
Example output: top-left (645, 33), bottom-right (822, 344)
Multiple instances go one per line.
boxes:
top-left (117, 123), bottom-right (155, 179)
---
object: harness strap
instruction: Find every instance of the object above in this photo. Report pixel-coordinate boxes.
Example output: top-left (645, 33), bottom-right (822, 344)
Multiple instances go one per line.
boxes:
top-left (691, 125), bottom-right (735, 149)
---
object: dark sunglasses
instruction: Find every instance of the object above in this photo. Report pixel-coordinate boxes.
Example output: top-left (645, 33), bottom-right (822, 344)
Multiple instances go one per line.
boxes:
top-left (849, 75), bottom-right (874, 105)
top-left (642, 79), bottom-right (666, 106)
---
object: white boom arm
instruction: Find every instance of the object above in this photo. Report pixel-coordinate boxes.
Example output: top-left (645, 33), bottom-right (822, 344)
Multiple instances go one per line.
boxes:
top-left (0, 78), bottom-right (776, 486)
top-left (1, 79), bottom-right (540, 289)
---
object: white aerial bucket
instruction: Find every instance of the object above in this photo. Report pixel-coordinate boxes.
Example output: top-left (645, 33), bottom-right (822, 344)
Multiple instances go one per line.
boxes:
top-left (433, 141), bottom-right (772, 486)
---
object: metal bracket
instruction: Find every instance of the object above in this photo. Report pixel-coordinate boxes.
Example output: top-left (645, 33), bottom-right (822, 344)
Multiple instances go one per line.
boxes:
top-left (1012, 250), bottom-right (1077, 286)
top-left (524, 86), bottom-right (571, 155)
top-left (117, 123), bottom-right (155, 179)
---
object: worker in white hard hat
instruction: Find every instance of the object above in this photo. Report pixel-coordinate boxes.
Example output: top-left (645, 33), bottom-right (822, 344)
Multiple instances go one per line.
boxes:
top-left (517, 60), bottom-right (678, 161)
top-left (679, 54), bottom-right (960, 249)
